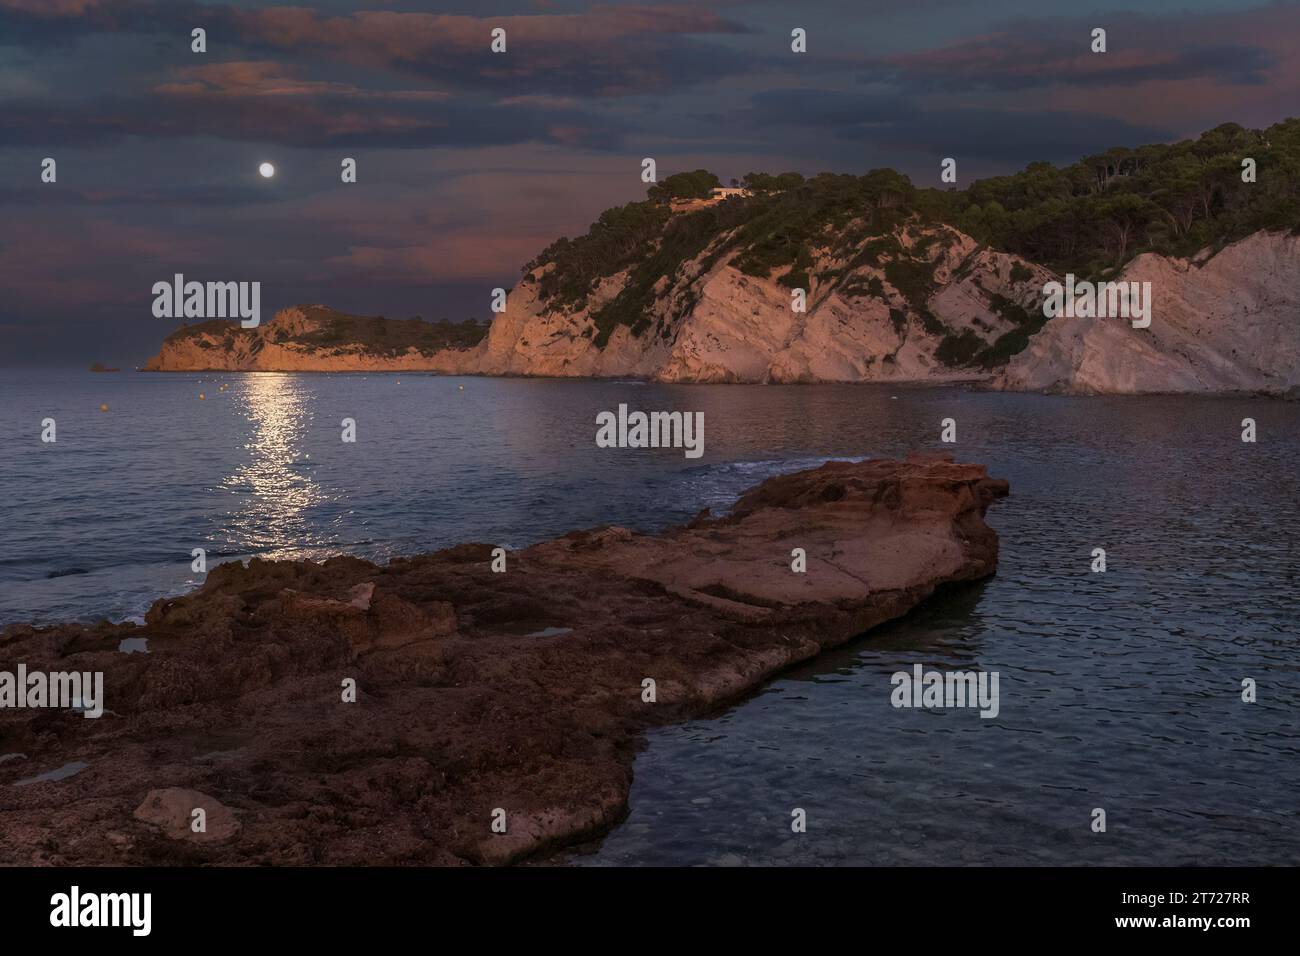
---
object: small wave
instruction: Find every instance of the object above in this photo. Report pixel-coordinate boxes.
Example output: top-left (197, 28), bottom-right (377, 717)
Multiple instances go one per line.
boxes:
top-left (685, 454), bottom-right (872, 488)
top-left (702, 454), bottom-right (870, 477)
top-left (673, 454), bottom-right (874, 513)
top-left (202, 548), bottom-right (250, 559)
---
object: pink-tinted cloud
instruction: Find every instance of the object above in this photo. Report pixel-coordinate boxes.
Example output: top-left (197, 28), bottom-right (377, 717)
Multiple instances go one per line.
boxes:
top-left (155, 61), bottom-right (449, 101)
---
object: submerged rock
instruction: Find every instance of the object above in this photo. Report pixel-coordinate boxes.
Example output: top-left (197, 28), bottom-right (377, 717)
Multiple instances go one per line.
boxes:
top-left (0, 454), bottom-right (1007, 866)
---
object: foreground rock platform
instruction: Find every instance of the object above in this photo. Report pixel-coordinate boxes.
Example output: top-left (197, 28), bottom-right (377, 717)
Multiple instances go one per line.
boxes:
top-left (0, 454), bottom-right (1008, 866)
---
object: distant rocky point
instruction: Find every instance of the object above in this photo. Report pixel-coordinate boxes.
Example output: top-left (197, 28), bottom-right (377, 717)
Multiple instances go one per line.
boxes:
top-left (143, 305), bottom-right (487, 372)
top-left (89, 361), bottom-right (119, 372)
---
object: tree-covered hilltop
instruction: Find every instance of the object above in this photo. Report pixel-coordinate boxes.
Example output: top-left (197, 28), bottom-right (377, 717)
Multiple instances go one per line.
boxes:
top-left (525, 168), bottom-right (918, 345)
top-left (282, 308), bottom-right (489, 354)
top-left (933, 119), bottom-right (1300, 274)
top-left (522, 118), bottom-right (1300, 346)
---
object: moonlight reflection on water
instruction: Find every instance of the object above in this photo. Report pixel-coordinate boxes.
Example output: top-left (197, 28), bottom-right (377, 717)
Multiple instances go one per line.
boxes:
top-left (222, 373), bottom-right (328, 555)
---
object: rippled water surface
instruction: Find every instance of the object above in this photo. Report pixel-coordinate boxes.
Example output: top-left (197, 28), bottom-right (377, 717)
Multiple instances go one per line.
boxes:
top-left (2, 369), bottom-right (1297, 864)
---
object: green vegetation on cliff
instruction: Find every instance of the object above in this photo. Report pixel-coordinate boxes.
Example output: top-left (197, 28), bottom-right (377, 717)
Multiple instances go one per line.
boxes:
top-left (521, 119), bottom-right (1300, 356)
top-left (285, 309), bottom-right (487, 355)
top-left (589, 202), bottom-right (748, 345)
top-left (166, 306), bottom-right (488, 356)
top-left (646, 169), bottom-right (722, 203)
top-left (934, 120), bottom-right (1300, 276)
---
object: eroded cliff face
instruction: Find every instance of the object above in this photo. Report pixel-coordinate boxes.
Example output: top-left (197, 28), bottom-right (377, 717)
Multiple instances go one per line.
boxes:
top-left (470, 225), bottom-right (1300, 393)
top-left (1, 454), bottom-right (1007, 866)
top-left (460, 268), bottom-right (666, 378)
top-left (465, 223), bottom-right (1054, 384)
top-left (995, 231), bottom-right (1300, 395)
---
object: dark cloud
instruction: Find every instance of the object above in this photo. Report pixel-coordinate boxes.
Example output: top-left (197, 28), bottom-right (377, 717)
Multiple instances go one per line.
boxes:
top-left (730, 89), bottom-right (1171, 166)
top-left (0, 0), bottom-right (206, 43)
top-left (223, 5), bottom-right (757, 97)
top-left (878, 38), bottom-right (1276, 93)
top-left (871, 6), bottom-right (1292, 94)
top-left (0, 1), bottom-right (758, 97)
top-left (851, 108), bottom-right (1172, 165)
top-left (0, 90), bottom-right (625, 150)
top-left (742, 88), bottom-right (913, 128)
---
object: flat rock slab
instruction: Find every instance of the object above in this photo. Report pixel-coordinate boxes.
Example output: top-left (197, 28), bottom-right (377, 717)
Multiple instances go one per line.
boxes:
top-left (134, 788), bottom-right (241, 843)
top-left (0, 454), bottom-right (1007, 866)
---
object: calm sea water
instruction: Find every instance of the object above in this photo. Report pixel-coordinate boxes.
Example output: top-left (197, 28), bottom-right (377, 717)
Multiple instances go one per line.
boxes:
top-left (2, 369), bottom-right (1297, 865)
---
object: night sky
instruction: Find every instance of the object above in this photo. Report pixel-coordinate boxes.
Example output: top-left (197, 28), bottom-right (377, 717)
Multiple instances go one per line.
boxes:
top-left (2, 0), bottom-right (1296, 366)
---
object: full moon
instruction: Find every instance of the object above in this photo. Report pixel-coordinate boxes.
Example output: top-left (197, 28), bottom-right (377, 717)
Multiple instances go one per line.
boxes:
top-left (258, 162), bottom-right (275, 178)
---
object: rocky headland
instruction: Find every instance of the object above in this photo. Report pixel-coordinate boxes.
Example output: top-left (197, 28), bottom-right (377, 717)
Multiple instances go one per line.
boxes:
top-left (143, 120), bottom-right (1300, 395)
top-left (1, 454), bottom-right (1007, 866)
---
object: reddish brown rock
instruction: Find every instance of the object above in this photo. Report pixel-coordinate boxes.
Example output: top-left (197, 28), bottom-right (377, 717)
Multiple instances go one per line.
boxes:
top-left (0, 454), bottom-right (1007, 866)
top-left (134, 788), bottom-right (241, 843)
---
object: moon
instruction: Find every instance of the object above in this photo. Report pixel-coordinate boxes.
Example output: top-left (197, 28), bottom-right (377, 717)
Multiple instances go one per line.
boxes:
top-left (258, 162), bottom-right (276, 179)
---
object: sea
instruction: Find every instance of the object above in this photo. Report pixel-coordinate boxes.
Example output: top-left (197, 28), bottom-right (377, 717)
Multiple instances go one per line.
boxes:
top-left (1, 368), bottom-right (1297, 865)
